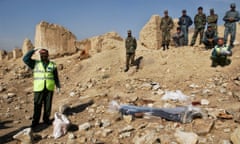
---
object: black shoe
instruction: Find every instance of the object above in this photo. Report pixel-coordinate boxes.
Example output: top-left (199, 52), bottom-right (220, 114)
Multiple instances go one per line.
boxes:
top-left (31, 122), bottom-right (39, 128)
top-left (163, 45), bottom-right (166, 51)
top-left (162, 44), bottom-right (166, 51)
top-left (190, 43), bottom-right (194, 46)
top-left (124, 68), bottom-right (129, 72)
top-left (225, 59), bottom-right (231, 65)
top-left (211, 63), bottom-right (217, 67)
top-left (230, 43), bottom-right (234, 48)
top-left (43, 118), bottom-right (52, 125)
top-left (44, 120), bottom-right (52, 126)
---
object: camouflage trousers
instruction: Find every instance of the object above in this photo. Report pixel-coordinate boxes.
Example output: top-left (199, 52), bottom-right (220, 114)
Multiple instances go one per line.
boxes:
top-left (126, 52), bottom-right (135, 69)
top-left (161, 30), bottom-right (171, 45)
top-left (191, 28), bottom-right (204, 45)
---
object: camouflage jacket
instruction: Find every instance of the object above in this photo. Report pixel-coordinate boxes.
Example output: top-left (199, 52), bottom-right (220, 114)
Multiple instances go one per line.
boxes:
top-left (160, 16), bottom-right (174, 31)
top-left (194, 13), bottom-right (206, 29)
top-left (125, 36), bottom-right (137, 53)
top-left (207, 14), bottom-right (218, 25)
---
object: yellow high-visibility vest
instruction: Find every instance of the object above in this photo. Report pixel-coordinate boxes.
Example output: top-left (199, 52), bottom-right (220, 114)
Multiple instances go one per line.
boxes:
top-left (215, 46), bottom-right (228, 55)
top-left (33, 61), bottom-right (56, 91)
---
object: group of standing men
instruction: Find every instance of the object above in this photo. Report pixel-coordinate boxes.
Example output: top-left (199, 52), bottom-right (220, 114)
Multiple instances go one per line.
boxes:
top-left (160, 3), bottom-right (240, 49)
top-left (125, 3), bottom-right (240, 71)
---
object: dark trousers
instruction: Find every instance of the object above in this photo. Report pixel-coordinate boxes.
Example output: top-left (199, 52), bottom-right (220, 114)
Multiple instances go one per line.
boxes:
top-left (211, 56), bottom-right (230, 66)
top-left (203, 39), bottom-right (217, 49)
top-left (181, 25), bottom-right (189, 45)
top-left (32, 88), bottom-right (53, 125)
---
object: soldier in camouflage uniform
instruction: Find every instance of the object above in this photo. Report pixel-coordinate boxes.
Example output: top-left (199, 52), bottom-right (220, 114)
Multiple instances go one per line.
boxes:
top-left (160, 10), bottom-right (174, 50)
top-left (124, 30), bottom-right (137, 72)
top-left (223, 3), bottom-right (240, 48)
top-left (207, 8), bottom-right (218, 34)
top-left (190, 7), bottom-right (206, 46)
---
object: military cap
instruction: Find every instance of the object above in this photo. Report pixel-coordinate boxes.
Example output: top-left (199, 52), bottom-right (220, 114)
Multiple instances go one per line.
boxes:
top-left (127, 30), bottom-right (131, 34)
top-left (210, 8), bottom-right (214, 12)
top-left (231, 3), bottom-right (236, 8)
top-left (164, 10), bottom-right (168, 14)
top-left (182, 9), bottom-right (186, 13)
top-left (198, 6), bottom-right (203, 10)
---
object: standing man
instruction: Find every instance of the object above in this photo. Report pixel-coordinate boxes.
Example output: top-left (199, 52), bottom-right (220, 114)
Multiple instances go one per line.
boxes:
top-left (178, 9), bottom-right (193, 46)
top-left (125, 30), bottom-right (137, 72)
top-left (223, 3), bottom-right (240, 48)
top-left (23, 48), bottom-right (61, 127)
top-left (160, 10), bottom-right (174, 50)
top-left (190, 7), bottom-right (207, 46)
top-left (207, 8), bottom-right (218, 34)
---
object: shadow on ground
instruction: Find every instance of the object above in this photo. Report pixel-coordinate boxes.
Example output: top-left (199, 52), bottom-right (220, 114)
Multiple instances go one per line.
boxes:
top-left (0, 100), bottom-right (94, 143)
top-left (63, 100), bottom-right (94, 132)
top-left (134, 56), bottom-right (143, 70)
top-left (0, 125), bottom-right (29, 144)
top-left (63, 100), bottom-right (94, 116)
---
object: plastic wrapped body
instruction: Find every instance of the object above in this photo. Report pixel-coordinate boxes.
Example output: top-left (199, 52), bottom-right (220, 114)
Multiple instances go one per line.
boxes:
top-left (113, 103), bottom-right (202, 123)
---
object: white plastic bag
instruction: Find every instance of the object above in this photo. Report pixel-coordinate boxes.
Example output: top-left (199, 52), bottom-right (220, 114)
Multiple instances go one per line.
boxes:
top-left (161, 90), bottom-right (189, 102)
top-left (53, 112), bottom-right (70, 139)
top-left (108, 100), bottom-right (121, 112)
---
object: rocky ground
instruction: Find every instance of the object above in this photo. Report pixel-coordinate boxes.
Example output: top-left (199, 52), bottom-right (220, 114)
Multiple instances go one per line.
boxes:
top-left (1, 32), bottom-right (240, 143)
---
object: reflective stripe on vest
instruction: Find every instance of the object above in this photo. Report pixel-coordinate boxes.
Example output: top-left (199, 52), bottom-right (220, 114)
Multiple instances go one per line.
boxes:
top-left (215, 46), bottom-right (228, 54)
top-left (33, 61), bottom-right (56, 91)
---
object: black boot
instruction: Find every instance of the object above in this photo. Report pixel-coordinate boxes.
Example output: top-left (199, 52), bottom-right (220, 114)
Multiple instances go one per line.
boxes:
top-left (124, 67), bottom-right (129, 72)
top-left (211, 61), bottom-right (217, 67)
top-left (162, 44), bottom-right (166, 51)
top-left (230, 42), bottom-right (234, 49)
top-left (166, 44), bottom-right (169, 49)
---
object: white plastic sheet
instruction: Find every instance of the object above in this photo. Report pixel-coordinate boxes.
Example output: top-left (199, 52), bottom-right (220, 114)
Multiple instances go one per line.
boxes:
top-left (53, 112), bottom-right (70, 139)
top-left (161, 90), bottom-right (189, 102)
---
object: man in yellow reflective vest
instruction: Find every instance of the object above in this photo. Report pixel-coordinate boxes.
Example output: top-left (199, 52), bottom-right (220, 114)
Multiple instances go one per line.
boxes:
top-left (23, 48), bottom-right (60, 128)
top-left (211, 38), bottom-right (232, 67)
